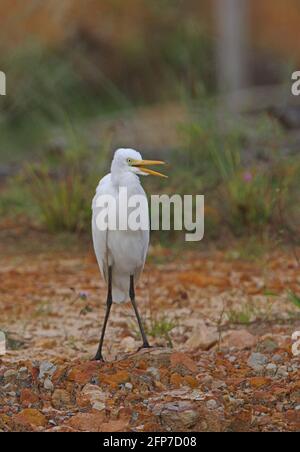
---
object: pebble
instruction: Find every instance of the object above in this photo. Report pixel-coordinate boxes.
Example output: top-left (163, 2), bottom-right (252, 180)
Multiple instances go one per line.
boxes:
top-left (223, 330), bottom-right (257, 349)
top-left (18, 367), bottom-right (29, 380)
top-left (257, 338), bottom-right (278, 353)
top-left (265, 363), bottom-right (277, 376)
top-left (206, 399), bottom-right (218, 410)
top-left (228, 356), bottom-right (237, 363)
top-left (7, 391), bottom-right (16, 397)
top-left (272, 354), bottom-right (283, 363)
top-left (276, 403), bottom-right (284, 412)
top-left (92, 401), bottom-right (106, 411)
top-left (277, 366), bottom-right (288, 378)
top-left (39, 361), bottom-right (57, 380)
top-left (212, 380), bottom-right (226, 390)
top-left (44, 378), bottom-right (54, 391)
top-left (247, 353), bottom-right (268, 371)
top-left (125, 382), bottom-right (133, 391)
top-left (51, 389), bottom-right (72, 409)
top-left (202, 375), bottom-right (213, 385)
top-left (121, 336), bottom-right (136, 352)
top-left (147, 367), bottom-right (160, 380)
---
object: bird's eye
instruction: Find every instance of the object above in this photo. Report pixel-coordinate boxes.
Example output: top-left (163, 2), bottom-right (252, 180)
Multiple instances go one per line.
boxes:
top-left (127, 158), bottom-right (132, 164)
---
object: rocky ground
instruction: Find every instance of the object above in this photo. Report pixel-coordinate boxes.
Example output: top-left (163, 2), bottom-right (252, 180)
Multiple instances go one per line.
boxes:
top-left (0, 228), bottom-right (299, 432)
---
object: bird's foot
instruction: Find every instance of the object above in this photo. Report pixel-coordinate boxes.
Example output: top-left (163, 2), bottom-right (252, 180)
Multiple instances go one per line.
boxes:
top-left (92, 352), bottom-right (105, 362)
top-left (137, 343), bottom-right (152, 352)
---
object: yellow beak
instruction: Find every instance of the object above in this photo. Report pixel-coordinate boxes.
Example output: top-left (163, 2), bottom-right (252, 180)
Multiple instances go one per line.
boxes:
top-left (131, 159), bottom-right (168, 178)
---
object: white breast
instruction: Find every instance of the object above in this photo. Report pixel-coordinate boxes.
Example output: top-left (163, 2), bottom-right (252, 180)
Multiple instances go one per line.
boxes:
top-left (92, 173), bottom-right (149, 303)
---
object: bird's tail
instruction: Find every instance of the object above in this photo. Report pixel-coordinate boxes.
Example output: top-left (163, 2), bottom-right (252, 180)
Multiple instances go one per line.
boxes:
top-left (112, 272), bottom-right (130, 303)
top-left (112, 287), bottom-right (128, 304)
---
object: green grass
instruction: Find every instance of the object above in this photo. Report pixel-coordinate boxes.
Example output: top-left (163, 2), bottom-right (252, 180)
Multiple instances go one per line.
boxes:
top-left (226, 306), bottom-right (254, 325)
top-left (146, 316), bottom-right (177, 348)
top-left (130, 315), bottom-right (177, 348)
top-left (288, 291), bottom-right (300, 309)
top-left (0, 175), bottom-right (37, 219)
top-left (23, 142), bottom-right (109, 232)
top-left (164, 105), bottom-right (298, 239)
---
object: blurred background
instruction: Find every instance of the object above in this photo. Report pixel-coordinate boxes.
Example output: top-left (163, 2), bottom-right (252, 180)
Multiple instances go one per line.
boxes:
top-left (1, 0), bottom-right (300, 246)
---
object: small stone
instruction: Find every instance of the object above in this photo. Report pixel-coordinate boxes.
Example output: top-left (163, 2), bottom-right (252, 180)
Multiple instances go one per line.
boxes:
top-left (125, 382), bottom-right (133, 391)
top-left (39, 361), bottom-right (56, 380)
top-left (223, 330), bottom-right (257, 349)
top-left (295, 405), bottom-right (300, 411)
top-left (147, 367), bottom-right (160, 380)
top-left (257, 338), bottom-right (278, 353)
top-left (206, 399), bottom-right (218, 410)
top-left (277, 366), bottom-right (288, 378)
top-left (159, 402), bottom-right (200, 429)
top-left (228, 356), bottom-right (237, 363)
top-left (290, 390), bottom-right (300, 403)
top-left (7, 391), bottom-right (16, 397)
top-left (4, 369), bottom-right (17, 381)
top-left (18, 367), bottom-right (29, 381)
top-left (52, 389), bottom-right (72, 410)
top-left (77, 384), bottom-right (108, 409)
top-left (202, 375), bottom-right (213, 385)
top-left (272, 354), bottom-right (283, 363)
top-left (13, 409), bottom-right (47, 430)
top-left (46, 425), bottom-right (76, 432)
top-left (92, 401), bottom-right (106, 411)
top-left (170, 352), bottom-right (198, 373)
top-left (185, 324), bottom-right (218, 351)
top-left (20, 388), bottom-right (39, 407)
top-left (247, 353), bottom-right (268, 371)
top-left (68, 362), bottom-right (102, 385)
top-left (102, 370), bottom-right (130, 387)
top-left (265, 363), bottom-right (277, 377)
top-left (212, 380), bottom-right (226, 390)
top-left (44, 378), bottom-right (54, 391)
top-left (66, 412), bottom-right (106, 432)
top-left (121, 336), bottom-right (136, 352)
top-left (276, 403), bottom-right (284, 412)
top-left (249, 377), bottom-right (270, 388)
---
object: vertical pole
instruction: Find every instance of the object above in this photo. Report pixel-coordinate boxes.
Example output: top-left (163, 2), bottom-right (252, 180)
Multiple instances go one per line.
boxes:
top-left (0, 71), bottom-right (6, 96)
top-left (215, 0), bottom-right (249, 105)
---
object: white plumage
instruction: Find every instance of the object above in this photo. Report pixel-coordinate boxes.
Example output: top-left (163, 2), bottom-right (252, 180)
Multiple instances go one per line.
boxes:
top-left (92, 149), bottom-right (149, 303)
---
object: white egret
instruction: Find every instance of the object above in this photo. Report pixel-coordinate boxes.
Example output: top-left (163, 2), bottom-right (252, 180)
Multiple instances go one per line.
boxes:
top-left (92, 148), bottom-right (167, 361)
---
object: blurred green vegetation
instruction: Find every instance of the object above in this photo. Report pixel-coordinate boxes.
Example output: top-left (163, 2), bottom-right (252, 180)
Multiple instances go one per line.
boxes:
top-left (14, 137), bottom-right (109, 232)
top-left (0, 13), bottom-right (214, 161)
top-left (0, 43), bottom-right (124, 161)
top-left (288, 291), bottom-right (300, 309)
top-left (1, 103), bottom-right (300, 247)
top-left (0, 3), bottom-right (299, 248)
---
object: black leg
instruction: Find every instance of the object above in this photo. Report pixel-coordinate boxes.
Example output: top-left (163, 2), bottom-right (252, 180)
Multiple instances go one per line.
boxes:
top-left (93, 266), bottom-right (113, 361)
top-left (129, 274), bottom-right (150, 348)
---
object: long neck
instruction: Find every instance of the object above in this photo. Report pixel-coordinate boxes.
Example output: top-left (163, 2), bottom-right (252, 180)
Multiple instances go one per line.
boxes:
top-left (111, 164), bottom-right (140, 188)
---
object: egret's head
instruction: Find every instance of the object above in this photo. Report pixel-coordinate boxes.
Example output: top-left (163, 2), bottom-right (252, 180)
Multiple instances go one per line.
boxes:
top-left (112, 148), bottom-right (167, 178)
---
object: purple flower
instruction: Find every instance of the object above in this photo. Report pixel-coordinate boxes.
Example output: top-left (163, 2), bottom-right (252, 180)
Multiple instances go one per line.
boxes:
top-left (243, 171), bottom-right (253, 183)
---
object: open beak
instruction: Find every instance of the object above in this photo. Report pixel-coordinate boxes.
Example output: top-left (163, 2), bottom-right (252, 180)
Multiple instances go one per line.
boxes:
top-left (131, 159), bottom-right (168, 178)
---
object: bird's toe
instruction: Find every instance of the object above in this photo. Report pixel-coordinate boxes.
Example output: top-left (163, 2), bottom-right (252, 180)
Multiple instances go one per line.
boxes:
top-left (137, 343), bottom-right (152, 352)
top-left (92, 353), bottom-right (105, 362)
